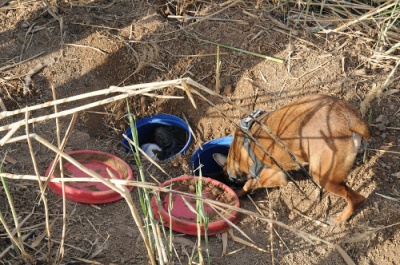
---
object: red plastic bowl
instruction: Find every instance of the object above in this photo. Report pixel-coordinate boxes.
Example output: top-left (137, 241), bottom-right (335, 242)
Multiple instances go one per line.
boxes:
top-left (151, 175), bottom-right (240, 236)
top-left (46, 150), bottom-right (134, 204)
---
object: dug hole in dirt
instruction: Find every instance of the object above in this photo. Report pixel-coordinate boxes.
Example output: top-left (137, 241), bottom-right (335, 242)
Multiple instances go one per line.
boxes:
top-left (1, 1), bottom-right (400, 264)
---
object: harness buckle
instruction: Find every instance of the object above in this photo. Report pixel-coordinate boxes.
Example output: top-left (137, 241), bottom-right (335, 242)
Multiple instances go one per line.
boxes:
top-left (240, 109), bottom-right (264, 130)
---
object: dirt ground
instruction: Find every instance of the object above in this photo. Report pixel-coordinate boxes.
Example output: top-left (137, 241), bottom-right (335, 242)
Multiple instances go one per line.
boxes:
top-left (1, 1), bottom-right (399, 264)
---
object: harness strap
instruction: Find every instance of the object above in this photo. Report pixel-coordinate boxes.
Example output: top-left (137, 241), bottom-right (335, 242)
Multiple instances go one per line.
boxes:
top-left (239, 109), bottom-right (322, 198)
top-left (240, 109), bottom-right (269, 179)
top-left (243, 137), bottom-right (268, 179)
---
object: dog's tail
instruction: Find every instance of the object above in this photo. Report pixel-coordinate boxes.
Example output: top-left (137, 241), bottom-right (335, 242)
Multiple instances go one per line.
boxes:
top-left (350, 117), bottom-right (371, 140)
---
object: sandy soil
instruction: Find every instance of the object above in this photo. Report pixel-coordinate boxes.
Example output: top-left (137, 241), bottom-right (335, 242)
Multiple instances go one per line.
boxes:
top-left (1, 1), bottom-right (399, 264)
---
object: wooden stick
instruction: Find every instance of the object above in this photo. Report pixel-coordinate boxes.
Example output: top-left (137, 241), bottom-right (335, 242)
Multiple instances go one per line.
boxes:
top-left (0, 123), bottom-right (20, 145)
top-left (0, 97), bottom-right (7, 111)
top-left (24, 110), bottom-right (52, 262)
top-left (0, 51), bottom-right (45, 72)
top-left (42, 114), bottom-right (78, 189)
top-left (334, 244), bottom-right (356, 265)
top-left (367, 148), bottom-right (400, 155)
top-left (64, 43), bottom-right (107, 55)
top-left (0, 85), bottom-right (181, 134)
top-left (0, 79), bottom-right (187, 120)
top-left (51, 84), bottom-right (64, 263)
top-left (23, 58), bottom-right (56, 95)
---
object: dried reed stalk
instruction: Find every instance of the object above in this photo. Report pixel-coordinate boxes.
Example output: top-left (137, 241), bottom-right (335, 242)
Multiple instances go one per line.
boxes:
top-left (0, 77), bottom-right (356, 263)
top-left (0, 171), bottom-right (332, 245)
top-left (51, 85), bottom-right (65, 264)
top-left (24, 111), bottom-right (52, 262)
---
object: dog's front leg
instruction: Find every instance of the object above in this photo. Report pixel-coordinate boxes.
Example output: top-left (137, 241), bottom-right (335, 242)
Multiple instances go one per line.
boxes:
top-left (238, 168), bottom-right (288, 198)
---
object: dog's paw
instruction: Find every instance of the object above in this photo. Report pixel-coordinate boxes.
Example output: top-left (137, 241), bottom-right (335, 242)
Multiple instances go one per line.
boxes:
top-left (323, 214), bottom-right (346, 226)
top-left (323, 216), bottom-right (336, 226)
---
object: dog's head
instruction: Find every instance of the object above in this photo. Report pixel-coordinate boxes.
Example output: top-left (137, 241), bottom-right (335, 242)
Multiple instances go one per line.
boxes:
top-left (212, 153), bottom-right (247, 184)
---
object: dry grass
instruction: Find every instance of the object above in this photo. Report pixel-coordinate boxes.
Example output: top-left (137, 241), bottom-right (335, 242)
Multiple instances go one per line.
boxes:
top-left (0, 77), bottom-right (363, 264)
top-left (265, 0), bottom-right (400, 114)
top-left (1, 0), bottom-right (399, 264)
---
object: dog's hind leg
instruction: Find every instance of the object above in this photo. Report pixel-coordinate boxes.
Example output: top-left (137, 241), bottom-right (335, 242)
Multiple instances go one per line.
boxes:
top-left (309, 149), bottom-right (365, 224)
top-left (322, 181), bottom-right (365, 224)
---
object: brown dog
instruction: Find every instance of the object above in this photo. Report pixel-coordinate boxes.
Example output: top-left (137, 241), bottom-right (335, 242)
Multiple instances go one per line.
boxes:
top-left (214, 94), bottom-right (371, 224)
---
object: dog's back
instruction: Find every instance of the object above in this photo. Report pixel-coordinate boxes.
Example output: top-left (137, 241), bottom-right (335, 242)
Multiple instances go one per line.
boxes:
top-left (217, 94), bottom-right (371, 224)
top-left (250, 94), bottom-right (371, 170)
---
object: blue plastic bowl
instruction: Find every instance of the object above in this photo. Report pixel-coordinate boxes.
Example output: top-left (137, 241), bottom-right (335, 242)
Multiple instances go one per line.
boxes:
top-left (122, 114), bottom-right (192, 160)
top-left (191, 136), bottom-right (233, 176)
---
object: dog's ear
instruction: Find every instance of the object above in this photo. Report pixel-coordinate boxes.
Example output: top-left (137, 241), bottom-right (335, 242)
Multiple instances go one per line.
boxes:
top-left (213, 153), bottom-right (227, 168)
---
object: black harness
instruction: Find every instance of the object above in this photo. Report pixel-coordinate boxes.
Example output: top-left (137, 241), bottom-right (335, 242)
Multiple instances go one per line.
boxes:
top-left (239, 109), bottom-right (269, 179)
top-left (229, 109), bottom-right (322, 198)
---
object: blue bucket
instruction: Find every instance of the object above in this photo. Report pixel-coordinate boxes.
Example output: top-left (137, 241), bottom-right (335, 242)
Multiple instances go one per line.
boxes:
top-left (122, 114), bottom-right (192, 160)
top-left (191, 136), bottom-right (233, 176)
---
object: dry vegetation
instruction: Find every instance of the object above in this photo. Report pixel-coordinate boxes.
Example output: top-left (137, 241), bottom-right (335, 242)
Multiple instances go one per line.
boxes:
top-left (1, 0), bottom-right (400, 264)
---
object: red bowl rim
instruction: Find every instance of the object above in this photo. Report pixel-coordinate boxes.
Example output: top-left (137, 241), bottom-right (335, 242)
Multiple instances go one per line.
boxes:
top-left (151, 175), bottom-right (240, 235)
top-left (46, 150), bottom-right (134, 204)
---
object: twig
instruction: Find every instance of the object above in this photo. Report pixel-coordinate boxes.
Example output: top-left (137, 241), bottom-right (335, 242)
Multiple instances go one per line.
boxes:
top-left (0, 0), bottom-right (11, 8)
top-left (385, 41), bottom-right (400, 55)
top-left (367, 148), bottom-right (400, 155)
top-left (267, 190), bottom-right (275, 265)
top-left (24, 110), bottom-right (52, 262)
top-left (221, 232), bottom-right (228, 255)
top-left (43, 0), bottom-right (64, 46)
top-left (23, 58), bottom-right (56, 95)
top-left (42, 114), bottom-right (78, 191)
top-left (0, 79), bottom-right (191, 121)
top-left (168, 15), bottom-right (248, 25)
top-left (1, 78), bottom-right (317, 193)
top-left (334, 244), bottom-right (356, 265)
top-left (0, 97), bottom-right (6, 111)
top-left (45, 238), bottom-right (87, 253)
top-left (293, 209), bottom-right (329, 227)
top-left (189, 34), bottom-right (284, 63)
top-left (227, 229), bottom-right (268, 253)
top-left (107, 168), bottom-right (158, 265)
top-left (171, 53), bottom-right (228, 58)
top-left (375, 193), bottom-right (400, 202)
top-left (162, 0), bottom-right (242, 36)
top-left (0, 51), bottom-right (45, 72)
top-left (370, 124), bottom-right (400, 131)
top-left (264, 12), bottom-right (293, 32)
top-left (360, 59), bottom-right (400, 116)
top-left (31, 218), bottom-right (57, 248)
top-left (52, 84), bottom-right (65, 264)
top-left (0, 170), bottom-right (328, 244)
top-left (265, 25), bottom-right (322, 51)
top-left (181, 113), bottom-right (198, 145)
top-left (215, 45), bottom-right (221, 94)
top-left (69, 22), bottom-right (121, 31)
top-left (333, 2), bottom-right (397, 32)
top-left (296, 58), bottom-right (334, 80)
top-left (0, 124), bottom-right (21, 146)
top-left (0, 230), bottom-right (34, 260)
top-left (64, 43), bottom-right (108, 55)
